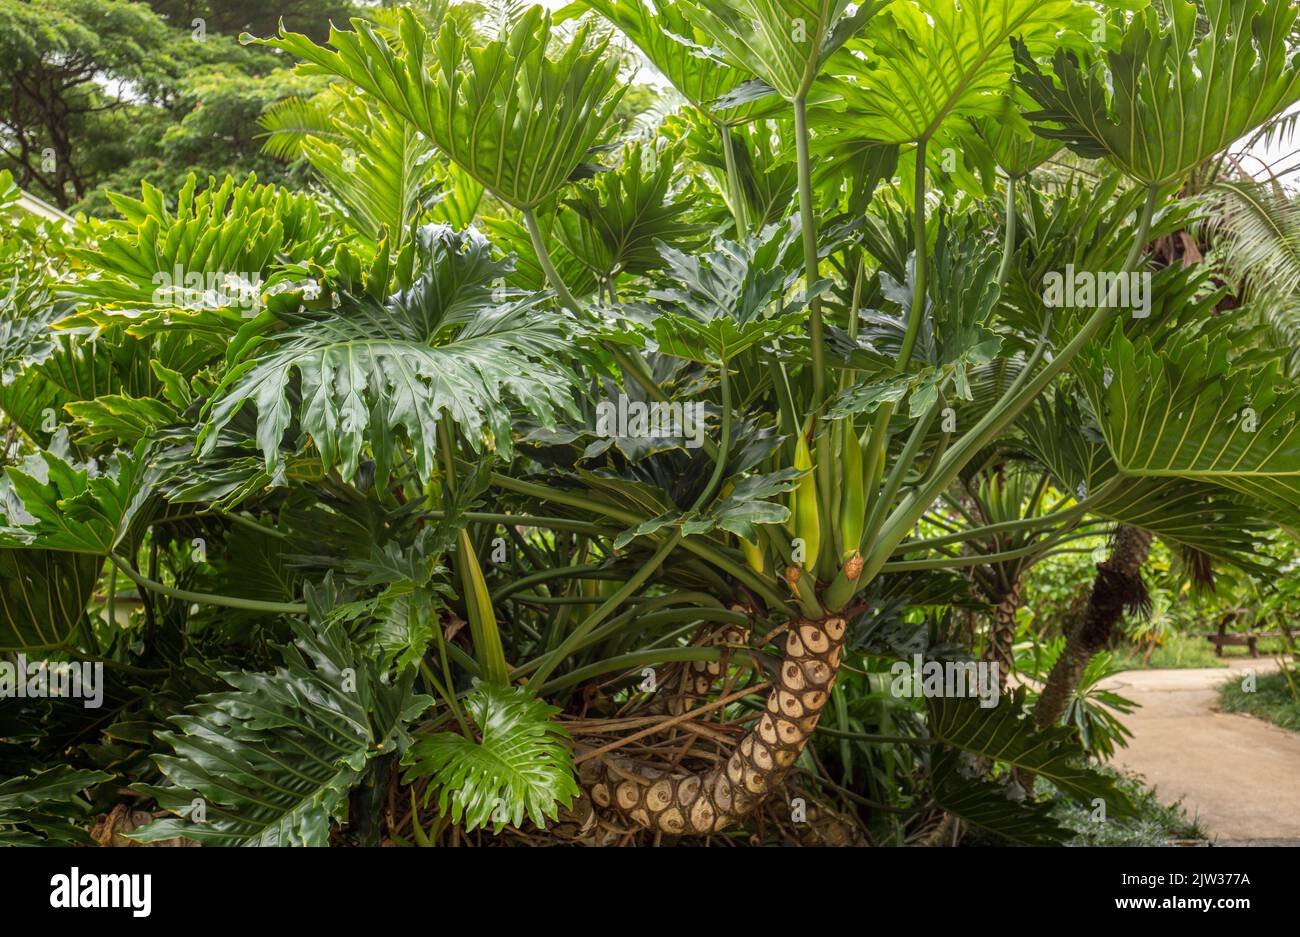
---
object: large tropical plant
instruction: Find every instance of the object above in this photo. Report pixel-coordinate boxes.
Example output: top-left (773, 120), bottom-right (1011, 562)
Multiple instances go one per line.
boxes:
top-left (3, 0), bottom-right (1300, 848)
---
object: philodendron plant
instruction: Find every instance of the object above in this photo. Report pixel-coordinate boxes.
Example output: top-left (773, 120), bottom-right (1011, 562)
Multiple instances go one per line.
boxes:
top-left (2, 0), bottom-right (1300, 847)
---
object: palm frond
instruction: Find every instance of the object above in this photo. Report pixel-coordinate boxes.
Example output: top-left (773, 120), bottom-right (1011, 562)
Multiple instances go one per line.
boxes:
top-left (258, 95), bottom-right (351, 161)
top-left (1202, 179), bottom-right (1300, 304)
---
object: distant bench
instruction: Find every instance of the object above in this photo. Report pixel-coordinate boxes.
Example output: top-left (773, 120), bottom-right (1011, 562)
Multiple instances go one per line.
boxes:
top-left (1202, 618), bottom-right (1283, 658)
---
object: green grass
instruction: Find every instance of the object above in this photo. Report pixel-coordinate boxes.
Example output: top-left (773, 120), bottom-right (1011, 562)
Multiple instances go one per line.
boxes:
top-left (1109, 632), bottom-right (1292, 671)
top-left (1110, 632), bottom-right (1227, 670)
top-left (1217, 669), bottom-right (1300, 733)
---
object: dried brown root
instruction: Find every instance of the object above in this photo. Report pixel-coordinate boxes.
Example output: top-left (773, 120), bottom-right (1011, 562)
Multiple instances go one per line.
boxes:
top-left (914, 812), bottom-right (964, 847)
top-left (91, 803), bottom-right (199, 847)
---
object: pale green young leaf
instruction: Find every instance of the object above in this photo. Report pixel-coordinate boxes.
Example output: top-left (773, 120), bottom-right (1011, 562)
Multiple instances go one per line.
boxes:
top-left (253, 7), bottom-right (625, 210)
top-left (402, 682), bottom-right (579, 832)
top-left (829, 0), bottom-right (1091, 144)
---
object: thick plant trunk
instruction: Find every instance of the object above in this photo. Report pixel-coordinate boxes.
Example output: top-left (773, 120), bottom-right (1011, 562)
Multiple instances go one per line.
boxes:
top-left (644, 622), bottom-right (751, 716)
top-left (582, 616), bottom-right (846, 835)
top-left (982, 580), bottom-right (1022, 689)
top-left (1032, 525), bottom-right (1153, 730)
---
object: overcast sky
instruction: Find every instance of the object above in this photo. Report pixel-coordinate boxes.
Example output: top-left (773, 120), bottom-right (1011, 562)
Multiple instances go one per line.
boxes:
top-left (1241, 102), bottom-right (1300, 185)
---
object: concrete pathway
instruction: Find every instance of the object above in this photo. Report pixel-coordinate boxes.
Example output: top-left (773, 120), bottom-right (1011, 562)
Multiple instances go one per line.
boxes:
top-left (1099, 660), bottom-right (1300, 844)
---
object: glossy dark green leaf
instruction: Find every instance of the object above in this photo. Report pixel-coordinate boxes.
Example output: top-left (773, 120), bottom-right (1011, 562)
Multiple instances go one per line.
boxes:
top-left (130, 618), bottom-right (431, 846)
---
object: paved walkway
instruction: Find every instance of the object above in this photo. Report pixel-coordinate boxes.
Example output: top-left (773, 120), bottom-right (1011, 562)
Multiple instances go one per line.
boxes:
top-left (1099, 660), bottom-right (1300, 844)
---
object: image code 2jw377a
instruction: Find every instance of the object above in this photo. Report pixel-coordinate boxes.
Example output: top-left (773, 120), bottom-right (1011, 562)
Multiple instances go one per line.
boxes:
top-left (2, 0), bottom-right (1300, 850)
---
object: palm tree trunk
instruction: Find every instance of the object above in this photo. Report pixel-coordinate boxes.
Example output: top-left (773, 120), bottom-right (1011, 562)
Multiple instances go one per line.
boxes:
top-left (982, 580), bottom-right (1022, 689)
top-left (581, 616), bottom-right (846, 834)
top-left (1032, 525), bottom-right (1153, 730)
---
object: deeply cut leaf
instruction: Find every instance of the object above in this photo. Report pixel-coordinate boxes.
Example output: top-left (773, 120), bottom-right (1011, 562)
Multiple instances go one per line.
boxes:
top-left (402, 682), bottom-right (579, 832)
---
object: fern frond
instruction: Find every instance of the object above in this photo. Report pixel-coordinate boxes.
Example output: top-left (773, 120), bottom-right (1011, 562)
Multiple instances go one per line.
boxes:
top-left (258, 95), bottom-right (351, 161)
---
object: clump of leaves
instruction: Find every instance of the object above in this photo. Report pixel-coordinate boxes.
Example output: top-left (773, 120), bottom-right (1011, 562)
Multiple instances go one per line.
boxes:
top-left (0, 766), bottom-right (111, 846)
top-left (127, 616), bottom-right (430, 847)
top-left (402, 682), bottom-right (579, 833)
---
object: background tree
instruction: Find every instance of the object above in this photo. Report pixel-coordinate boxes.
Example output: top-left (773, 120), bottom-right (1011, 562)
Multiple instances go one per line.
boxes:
top-left (0, 0), bottom-right (179, 207)
top-left (0, 0), bottom-right (352, 213)
top-left (144, 0), bottom-right (361, 40)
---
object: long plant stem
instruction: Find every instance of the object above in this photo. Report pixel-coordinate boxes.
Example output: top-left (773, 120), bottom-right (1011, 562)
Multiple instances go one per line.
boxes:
top-left (109, 554), bottom-right (306, 615)
top-left (216, 509), bottom-right (289, 540)
top-left (512, 592), bottom-right (727, 681)
top-left (891, 478), bottom-right (1120, 554)
top-left (843, 253), bottom-right (866, 382)
top-left (718, 122), bottom-right (750, 236)
top-left (793, 93), bottom-right (839, 579)
top-left (424, 511), bottom-right (613, 537)
top-left (105, 563), bottom-right (116, 630)
top-left (862, 400), bottom-right (939, 546)
top-left (848, 140), bottom-right (931, 594)
top-left (489, 473), bottom-right (791, 613)
top-left (997, 174), bottom-right (1018, 287)
top-left (825, 184), bottom-right (1160, 611)
top-left (793, 93), bottom-right (824, 409)
top-left (899, 139), bottom-right (929, 369)
top-left (691, 365), bottom-right (731, 512)
top-left (523, 207), bottom-right (579, 312)
top-left (534, 646), bottom-right (766, 697)
top-left (882, 527), bottom-right (1095, 572)
top-left (528, 531), bottom-right (684, 689)
top-left (490, 563), bottom-right (606, 603)
top-left (420, 661), bottom-right (471, 738)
